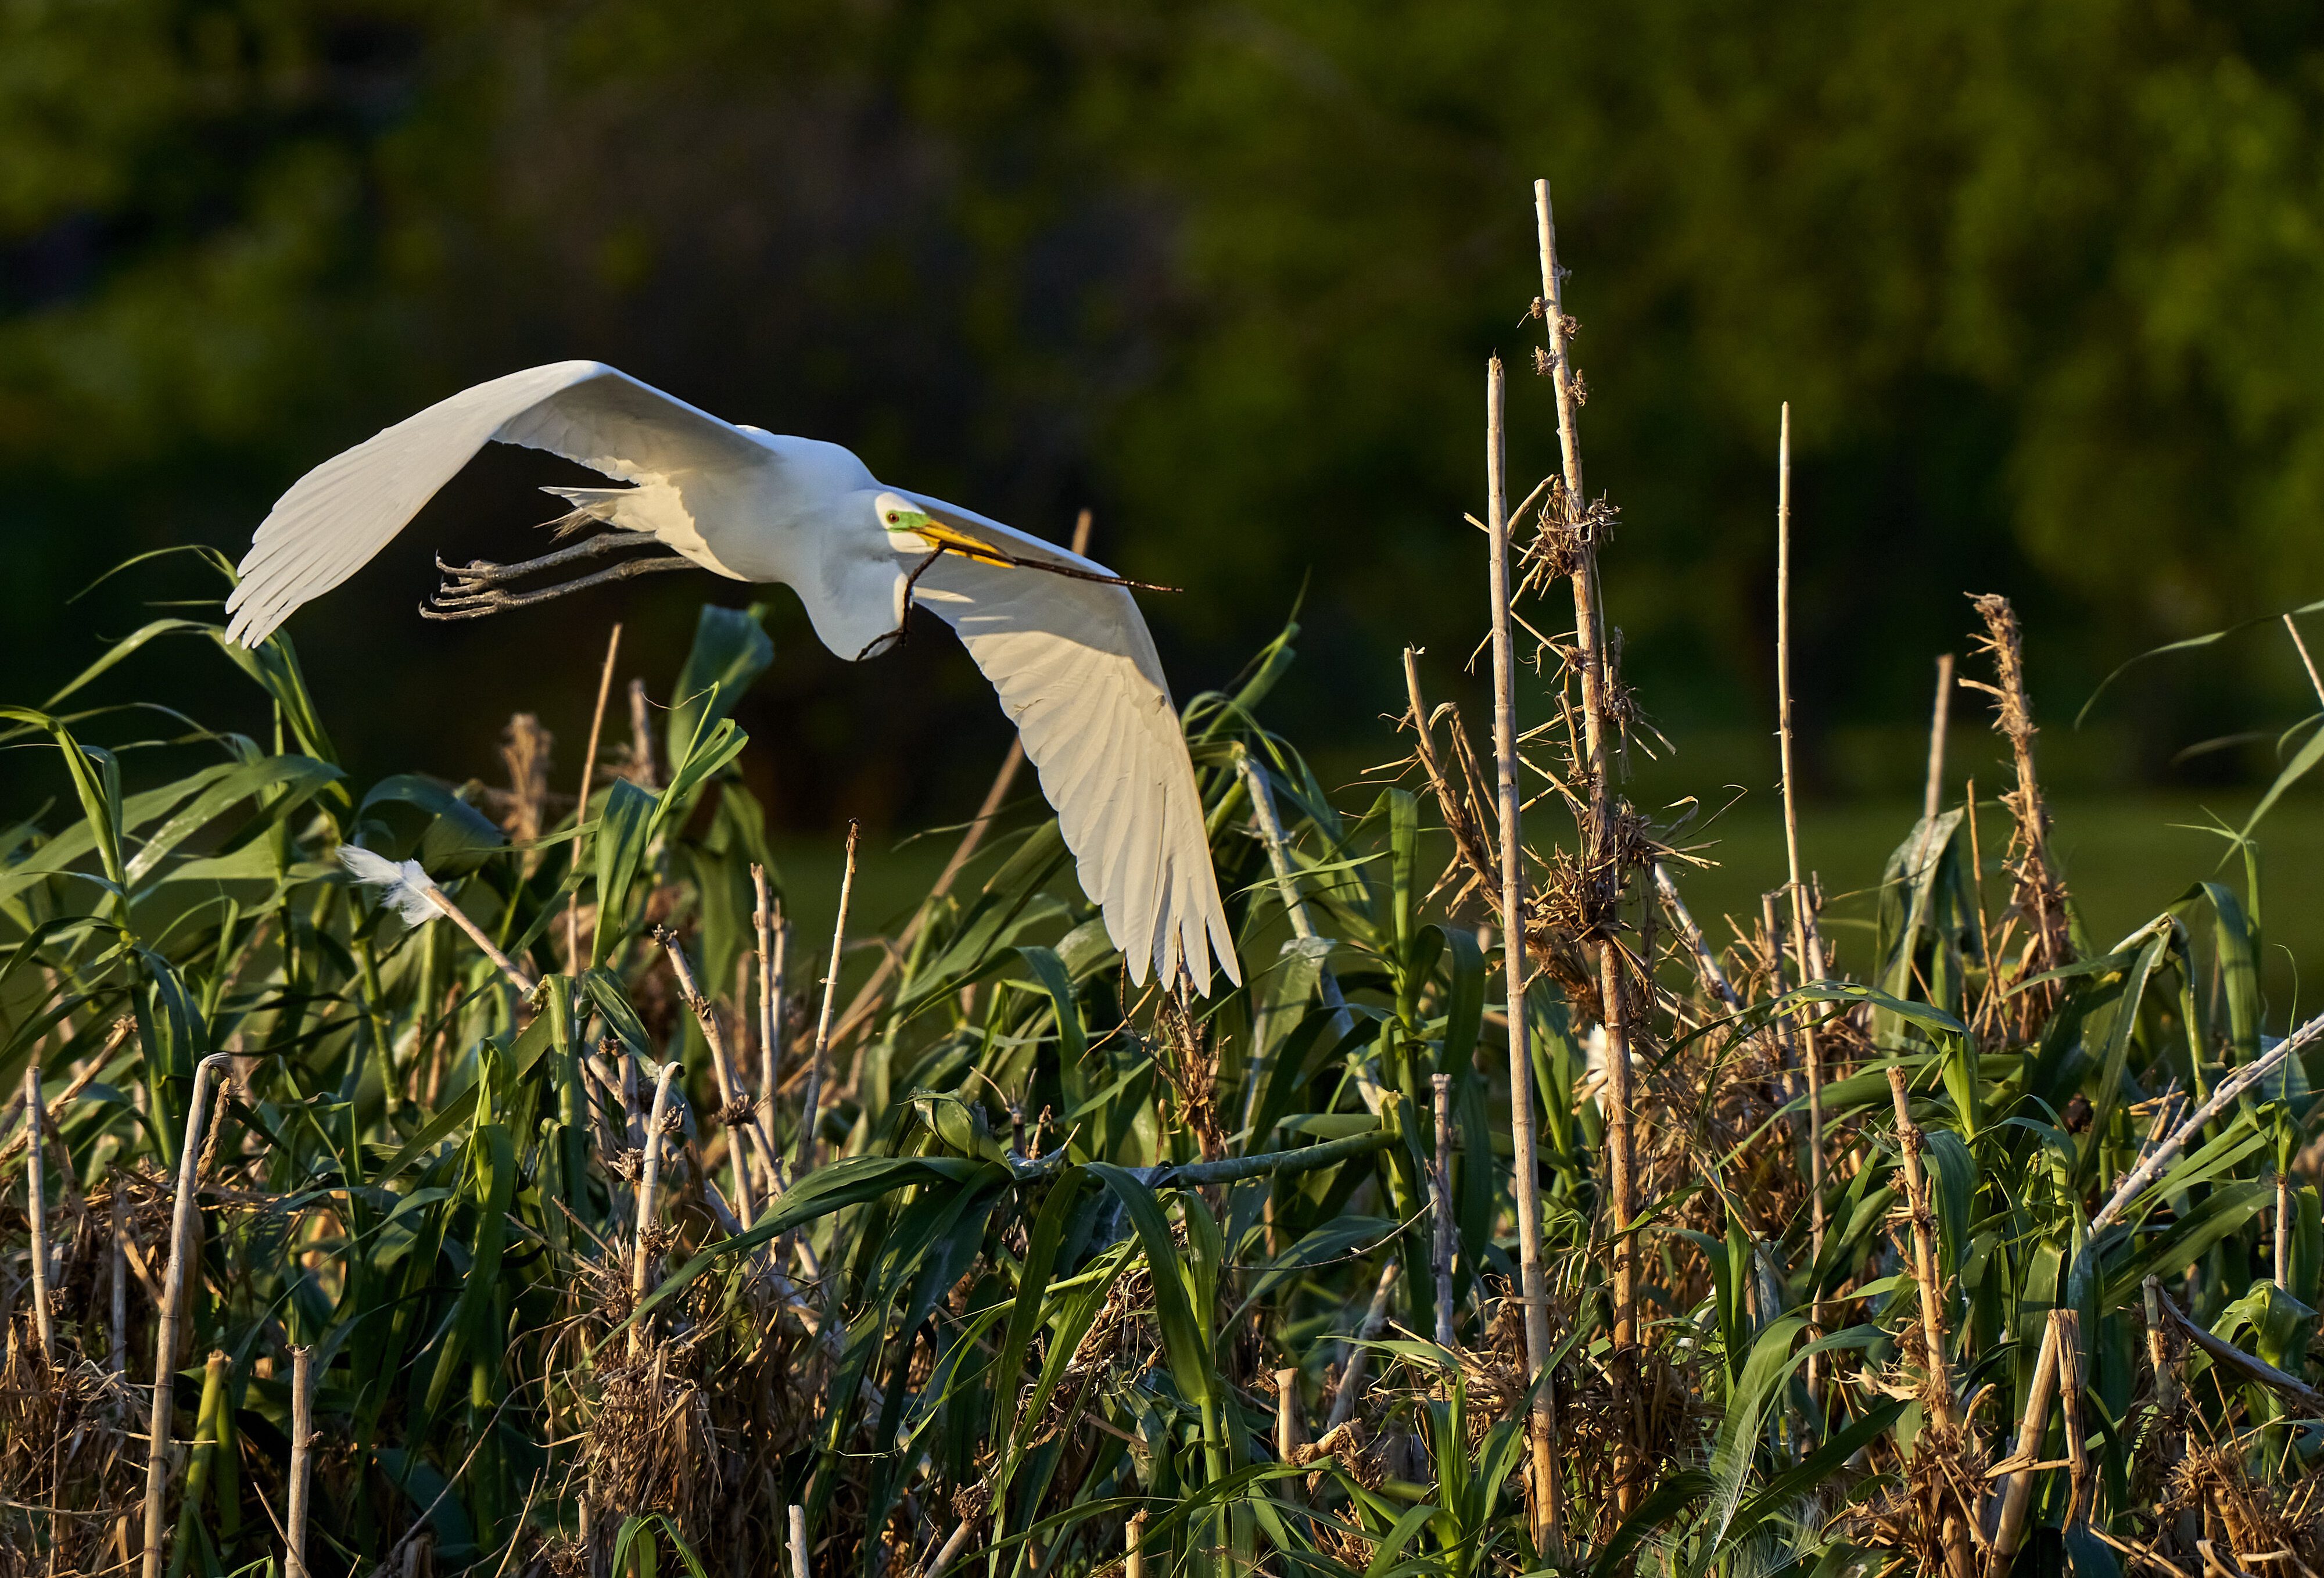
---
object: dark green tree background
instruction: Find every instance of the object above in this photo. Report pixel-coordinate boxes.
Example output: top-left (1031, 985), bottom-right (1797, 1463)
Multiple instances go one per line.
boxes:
top-left (7, 0), bottom-right (2322, 823)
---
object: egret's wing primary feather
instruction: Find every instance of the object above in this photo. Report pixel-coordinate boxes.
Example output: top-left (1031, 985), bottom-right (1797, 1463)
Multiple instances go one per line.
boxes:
top-left (226, 361), bottom-right (765, 646)
top-left (905, 496), bottom-right (1240, 995)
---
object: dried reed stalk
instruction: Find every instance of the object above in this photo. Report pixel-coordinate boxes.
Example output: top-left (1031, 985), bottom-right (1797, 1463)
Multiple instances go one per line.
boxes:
top-left (795, 821), bottom-right (860, 1179)
top-left (1987, 1312), bottom-right (2061, 1556)
top-left (143, 1051), bottom-right (234, 1578)
top-left (1328, 1259), bottom-right (1400, 1433)
top-left (288, 1344), bottom-right (314, 1578)
top-left (1275, 1365), bottom-right (1306, 1476)
top-left (753, 865), bottom-right (784, 1177)
top-left (1126, 1509), bottom-right (1147, 1578)
top-left (1775, 406), bottom-right (1828, 1285)
top-left (1924, 654), bottom-right (1955, 825)
top-left (23, 1061), bottom-right (52, 1365)
top-left (1654, 865), bottom-right (1741, 1013)
top-left (1883, 1066), bottom-right (1955, 1419)
top-left (1966, 594), bottom-right (2071, 997)
top-left (1535, 181), bottom-right (1637, 1405)
top-left (924, 1516), bottom-right (975, 1578)
top-left (789, 1503), bottom-right (811, 1578)
top-left (110, 1179), bottom-right (128, 1376)
top-left (626, 677), bottom-right (658, 790)
top-left (1484, 352), bottom-right (1562, 1547)
top-left (567, 622), bottom-right (623, 967)
top-left (1430, 1072), bottom-right (1457, 1349)
top-left (654, 926), bottom-right (779, 1219)
top-left (629, 1062), bottom-right (680, 1359)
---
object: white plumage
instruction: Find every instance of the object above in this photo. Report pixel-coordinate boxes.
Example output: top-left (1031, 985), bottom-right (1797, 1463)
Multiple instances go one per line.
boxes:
top-left (234, 361), bottom-right (1239, 994)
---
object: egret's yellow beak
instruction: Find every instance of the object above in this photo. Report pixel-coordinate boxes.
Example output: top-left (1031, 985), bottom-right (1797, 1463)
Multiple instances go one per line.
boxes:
top-left (884, 510), bottom-right (1013, 567)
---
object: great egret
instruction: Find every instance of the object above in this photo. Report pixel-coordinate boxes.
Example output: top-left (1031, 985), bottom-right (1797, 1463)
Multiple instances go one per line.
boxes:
top-left (227, 360), bottom-right (1239, 994)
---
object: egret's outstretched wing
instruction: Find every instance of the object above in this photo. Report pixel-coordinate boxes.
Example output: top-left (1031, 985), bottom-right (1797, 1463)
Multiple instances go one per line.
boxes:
top-left (226, 361), bottom-right (766, 646)
top-left (905, 493), bottom-right (1241, 995)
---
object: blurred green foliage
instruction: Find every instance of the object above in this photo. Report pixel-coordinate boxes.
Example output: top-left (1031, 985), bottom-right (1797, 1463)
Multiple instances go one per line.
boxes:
top-left (6, 0), bottom-right (2324, 806)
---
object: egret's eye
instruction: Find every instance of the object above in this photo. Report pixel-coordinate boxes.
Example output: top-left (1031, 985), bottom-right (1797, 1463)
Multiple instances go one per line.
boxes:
top-left (886, 513), bottom-right (898, 524)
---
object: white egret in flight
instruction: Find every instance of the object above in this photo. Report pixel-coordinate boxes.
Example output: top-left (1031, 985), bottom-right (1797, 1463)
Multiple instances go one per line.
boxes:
top-left (226, 361), bottom-right (1239, 994)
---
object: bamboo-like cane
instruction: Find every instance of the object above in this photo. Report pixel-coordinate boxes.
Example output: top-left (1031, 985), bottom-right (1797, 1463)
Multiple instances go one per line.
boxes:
top-left (794, 822), bottom-right (859, 1181)
top-left (1486, 351), bottom-right (1563, 1547)
top-left (1430, 1073), bottom-right (1457, 1350)
top-left (1125, 1510), bottom-right (1147, 1578)
top-left (23, 1062), bottom-right (52, 1365)
top-left (629, 1063), bottom-right (681, 1359)
top-left (288, 1344), bottom-right (315, 1578)
top-left (789, 1504), bottom-right (811, 1578)
top-left (1275, 1364), bottom-right (1306, 1475)
top-left (1924, 654), bottom-right (1955, 826)
top-left (567, 622), bottom-right (623, 969)
top-left (143, 1052), bottom-right (234, 1578)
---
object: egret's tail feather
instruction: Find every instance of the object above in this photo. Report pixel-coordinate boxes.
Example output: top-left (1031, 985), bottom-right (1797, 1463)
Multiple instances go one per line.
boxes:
top-left (537, 485), bottom-right (635, 540)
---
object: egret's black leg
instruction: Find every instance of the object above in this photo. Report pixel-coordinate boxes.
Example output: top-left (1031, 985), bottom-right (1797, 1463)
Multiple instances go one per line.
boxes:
top-left (421, 538), bottom-right (697, 621)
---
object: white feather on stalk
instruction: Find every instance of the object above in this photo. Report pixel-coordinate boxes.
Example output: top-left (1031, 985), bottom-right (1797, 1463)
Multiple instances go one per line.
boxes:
top-left (339, 845), bottom-right (446, 927)
top-left (338, 844), bottom-right (536, 990)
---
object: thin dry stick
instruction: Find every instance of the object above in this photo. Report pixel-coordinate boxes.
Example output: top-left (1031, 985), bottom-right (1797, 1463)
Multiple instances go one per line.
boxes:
top-left (421, 886), bottom-right (535, 992)
top-left (1431, 1072), bottom-right (1458, 1349)
top-left (654, 927), bottom-right (779, 1218)
top-left (567, 622), bottom-right (623, 968)
top-left (789, 1504), bottom-right (810, 1578)
top-left (143, 1052), bottom-right (234, 1578)
top-left (1774, 407), bottom-right (1830, 1390)
top-left (1924, 654), bottom-right (1956, 826)
top-left (23, 1062), bottom-right (51, 1365)
top-left (628, 1062), bottom-right (681, 1359)
top-left (794, 822), bottom-right (860, 1179)
top-left (2286, 614), bottom-right (2324, 708)
top-left (287, 1345), bottom-right (314, 1578)
top-left (1485, 353), bottom-right (1561, 1548)
top-left (1987, 1312), bottom-right (2061, 1555)
top-left (1327, 1258), bottom-right (1401, 1432)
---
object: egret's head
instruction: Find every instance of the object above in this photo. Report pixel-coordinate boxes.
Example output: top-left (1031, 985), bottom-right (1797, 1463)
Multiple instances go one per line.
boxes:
top-left (875, 491), bottom-right (934, 551)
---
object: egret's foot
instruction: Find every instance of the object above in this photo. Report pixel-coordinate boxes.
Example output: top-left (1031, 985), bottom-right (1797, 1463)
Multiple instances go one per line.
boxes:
top-left (421, 533), bottom-right (695, 621)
